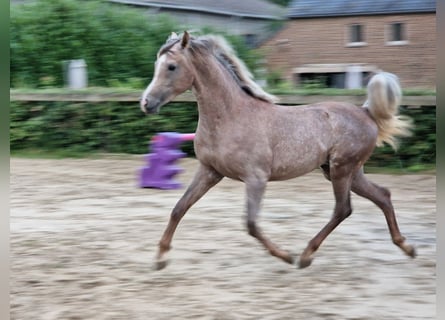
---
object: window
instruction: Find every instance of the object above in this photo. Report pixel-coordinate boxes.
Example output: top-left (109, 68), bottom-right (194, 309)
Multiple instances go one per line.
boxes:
top-left (347, 24), bottom-right (366, 47)
top-left (387, 22), bottom-right (408, 45)
top-left (350, 24), bottom-right (363, 42)
top-left (391, 23), bottom-right (404, 41)
top-left (244, 34), bottom-right (257, 48)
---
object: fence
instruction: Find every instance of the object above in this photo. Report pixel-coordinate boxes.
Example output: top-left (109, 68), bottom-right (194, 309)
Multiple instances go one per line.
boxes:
top-left (10, 90), bottom-right (436, 107)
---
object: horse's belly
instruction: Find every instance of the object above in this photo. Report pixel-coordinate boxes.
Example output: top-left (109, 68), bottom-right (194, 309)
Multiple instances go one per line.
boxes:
top-left (269, 163), bottom-right (319, 181)
top-left (269, 147), bottom-right (328, 180)
top-left (195, 135), bottom-right (328, 182)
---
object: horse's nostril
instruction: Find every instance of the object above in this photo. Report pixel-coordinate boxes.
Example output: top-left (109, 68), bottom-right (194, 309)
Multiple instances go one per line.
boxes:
top-left (140, 98), bottom-right (149, 114)
top-left (140, 98), bottom-right (148, 107)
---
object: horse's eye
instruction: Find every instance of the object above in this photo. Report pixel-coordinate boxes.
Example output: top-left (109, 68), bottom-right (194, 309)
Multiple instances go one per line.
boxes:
top-left (168, 64), bottom-right (176, 71)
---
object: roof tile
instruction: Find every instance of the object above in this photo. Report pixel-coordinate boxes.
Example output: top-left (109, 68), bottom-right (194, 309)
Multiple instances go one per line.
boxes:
top-left (288, 0), bottom-right (436, 18)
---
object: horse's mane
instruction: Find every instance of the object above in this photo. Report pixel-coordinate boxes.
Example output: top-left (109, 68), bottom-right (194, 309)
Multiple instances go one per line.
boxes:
top-left (196, 35), bottom-right (279, 104)
top-left (160, 34), bottom-right (278, 104)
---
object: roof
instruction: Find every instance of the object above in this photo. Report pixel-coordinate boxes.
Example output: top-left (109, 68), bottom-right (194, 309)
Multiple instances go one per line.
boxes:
top-left (288, 0), bottom-right (436, 18)
top-left (109, 0), bottom-right (286, 19)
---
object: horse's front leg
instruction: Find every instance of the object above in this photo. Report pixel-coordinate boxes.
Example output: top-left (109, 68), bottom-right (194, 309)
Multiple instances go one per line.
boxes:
top-left (245, 179), bottom-right (294, 265)
top-left (154, 164), bottom-right (223, 270)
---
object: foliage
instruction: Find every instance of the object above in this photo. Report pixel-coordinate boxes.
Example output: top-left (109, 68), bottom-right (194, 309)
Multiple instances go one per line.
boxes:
top-left (10, 0), bottom-right (172, 88)
top-left (10, 0), bottom-right (259, 88)
top-left (266, 0), bottom-right (293, 6)
top-left (10, 100), bottom-right (435, 171)
top-left (366, 106), bottom-right (436, 171)
top-left (10, 100), bottom-right (198, 155)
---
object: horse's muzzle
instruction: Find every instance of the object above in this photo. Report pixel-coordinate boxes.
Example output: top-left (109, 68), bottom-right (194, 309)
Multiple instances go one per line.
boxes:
top-left (140, 96), bottom-right (160, 114)
top-left (140, 98), bottom-right (148, 114)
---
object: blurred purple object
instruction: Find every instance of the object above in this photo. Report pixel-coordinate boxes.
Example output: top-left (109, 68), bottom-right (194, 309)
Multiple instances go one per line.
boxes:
top-left (138, 132), bottom-right (195, 189)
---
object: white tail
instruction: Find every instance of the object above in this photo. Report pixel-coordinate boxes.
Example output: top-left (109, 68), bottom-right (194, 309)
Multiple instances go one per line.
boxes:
top-left (364, 72), bottom-right (413, 150)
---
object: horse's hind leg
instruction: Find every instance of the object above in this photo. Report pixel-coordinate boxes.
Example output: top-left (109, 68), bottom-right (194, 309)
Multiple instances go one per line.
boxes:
top-left (351, 169), bottom-right (416, 258)
top-left (299, 165), bottom-right (354, 268)
top-left (154, 164), bottom-right (223, 270)
top-left (245, 179), bottom-right (294, 264)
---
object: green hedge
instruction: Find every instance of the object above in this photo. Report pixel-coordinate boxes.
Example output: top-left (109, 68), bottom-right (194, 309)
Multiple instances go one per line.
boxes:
top-left (10, 101), bottom-right (435, 171)
top-left (10, 101), bottom-right (198, 154)
top-left (366, 106), bottom-right (436, 170)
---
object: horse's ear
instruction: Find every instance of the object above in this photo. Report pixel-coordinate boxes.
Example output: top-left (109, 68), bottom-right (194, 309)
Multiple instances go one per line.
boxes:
top-left (181, 31), bottom-right (190, 48)
top-left (169, 32), bottom-right (179, 40)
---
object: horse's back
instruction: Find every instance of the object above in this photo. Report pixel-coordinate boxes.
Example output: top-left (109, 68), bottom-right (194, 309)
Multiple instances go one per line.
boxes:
top-left (277, 101), bottom-right (378, 142)
top-left (273, 100), bottom-right (374, 136)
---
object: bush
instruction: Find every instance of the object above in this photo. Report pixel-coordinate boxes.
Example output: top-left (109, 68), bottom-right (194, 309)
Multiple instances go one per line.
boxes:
top-left (11, 0), bottom-right (178, 88)
top-left (10, 100), bottom-right (435, 171)
top-left (367, 106), bottom-right (436, 170)
top-left (10, 100), bottom-right (198, 154)
top-left (10, 0), bottom-right (258, 89)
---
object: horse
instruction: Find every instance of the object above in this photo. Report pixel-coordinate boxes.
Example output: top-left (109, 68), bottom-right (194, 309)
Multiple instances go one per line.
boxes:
top-left (140, 31), bottom-right (415, 270)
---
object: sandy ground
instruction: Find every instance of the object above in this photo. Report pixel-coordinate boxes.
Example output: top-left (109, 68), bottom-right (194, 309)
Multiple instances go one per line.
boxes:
top-left (10, 156), bottom-right (436, 320)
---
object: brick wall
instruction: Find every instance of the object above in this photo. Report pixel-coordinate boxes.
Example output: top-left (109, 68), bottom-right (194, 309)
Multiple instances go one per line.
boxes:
top-left (260, 13), bottom-right (436, 89)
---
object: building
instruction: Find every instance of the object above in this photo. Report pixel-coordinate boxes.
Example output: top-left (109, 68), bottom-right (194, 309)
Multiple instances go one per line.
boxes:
top-left (260, 0), bottom-right (436, 89)
top-left (109, 0), bottom-right (286, 47)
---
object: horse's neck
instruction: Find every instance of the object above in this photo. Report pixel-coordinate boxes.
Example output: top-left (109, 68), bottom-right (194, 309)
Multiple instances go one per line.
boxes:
top-left (191, 57), bottom-right (245, 123)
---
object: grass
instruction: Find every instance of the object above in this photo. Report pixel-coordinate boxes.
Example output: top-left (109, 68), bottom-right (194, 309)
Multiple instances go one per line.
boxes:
top-left (10, 149), bottom-right (97, 159)
top-left (10, 87), bottom-right (142, 95)
top-left (10, 149), bottom-right (435, 174)
top-left (10, 149), bottom-right (146, 161)
top-left (364, 164), bottom-right (436, 175)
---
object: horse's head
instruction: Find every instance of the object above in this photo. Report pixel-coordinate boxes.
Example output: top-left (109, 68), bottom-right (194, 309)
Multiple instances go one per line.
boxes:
top-left (140, 31), bottom-right (194, 114)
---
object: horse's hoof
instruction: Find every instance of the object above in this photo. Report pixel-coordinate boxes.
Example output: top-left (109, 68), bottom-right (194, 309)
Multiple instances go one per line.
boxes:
top-left (405, 244), bottom-right (417, 258)
top-left (280, 252), bottom-right (295, 265)
top-left (284, 255), bottom-right (295, 265)
top-left (153, 259), bottom-right (169, 271)
top-left (298, 256), bottom-right (313, 269)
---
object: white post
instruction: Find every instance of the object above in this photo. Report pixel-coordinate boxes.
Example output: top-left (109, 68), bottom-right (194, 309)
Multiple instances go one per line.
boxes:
top-left (345, 65), bottom-right (362, 89)
top-left (68, 59), bottom-right (88, 89)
